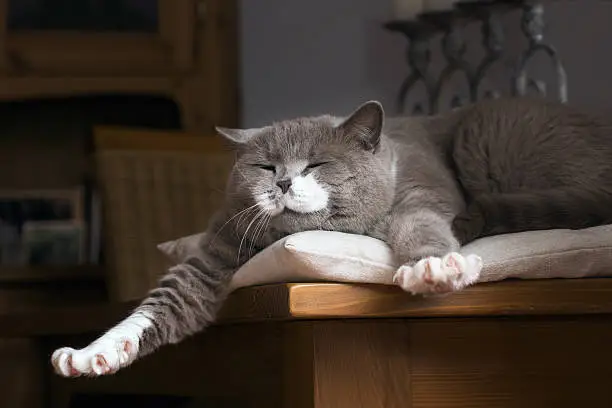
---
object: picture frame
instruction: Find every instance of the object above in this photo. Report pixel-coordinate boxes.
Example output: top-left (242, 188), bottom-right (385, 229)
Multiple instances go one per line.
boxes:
top-left (0, 188), bottom-right (87, 266)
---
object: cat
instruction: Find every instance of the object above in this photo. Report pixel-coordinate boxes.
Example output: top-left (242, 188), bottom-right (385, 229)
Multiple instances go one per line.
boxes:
top-left (51, 97), bottom-right (612, 377)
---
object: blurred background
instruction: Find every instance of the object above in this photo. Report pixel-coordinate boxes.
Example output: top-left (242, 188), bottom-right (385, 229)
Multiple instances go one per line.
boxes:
top-left (241, 0), bottom-right (612, 124)
top-left (0, 0), bottom-right (610, 407)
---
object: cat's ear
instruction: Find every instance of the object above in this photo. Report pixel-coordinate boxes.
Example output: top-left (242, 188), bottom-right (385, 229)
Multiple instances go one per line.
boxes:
top-left (215, 126), bottom-right (263, 144)
top-left (338, 100), bottom-right (384, 153)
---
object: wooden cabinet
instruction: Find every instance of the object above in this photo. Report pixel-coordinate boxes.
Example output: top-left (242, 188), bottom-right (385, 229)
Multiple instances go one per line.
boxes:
top-left (0, 0), bottom-right (239, 132)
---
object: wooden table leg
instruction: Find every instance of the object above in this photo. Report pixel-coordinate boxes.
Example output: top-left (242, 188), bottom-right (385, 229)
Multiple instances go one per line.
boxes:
top-left (283, 320), bottom-right (413, 408)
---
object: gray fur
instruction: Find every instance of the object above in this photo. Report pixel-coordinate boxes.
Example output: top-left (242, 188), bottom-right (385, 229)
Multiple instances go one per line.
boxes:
top-left (132, 97), bottom-right (612, 359)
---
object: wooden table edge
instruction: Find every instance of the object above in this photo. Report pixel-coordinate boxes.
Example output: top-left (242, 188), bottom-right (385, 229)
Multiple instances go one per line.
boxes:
top-left (2, 278), bottom-right (612, 336)
top-left (285, 278), bottom-right (612, 319)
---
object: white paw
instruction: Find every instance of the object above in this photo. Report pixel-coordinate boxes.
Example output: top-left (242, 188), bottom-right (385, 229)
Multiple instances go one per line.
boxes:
top-left (393, 252), bottom-right (483, 295)
top-left (51, 337), bottom-right (138, 377)
top-left (51, 312), bottom-right (152, 377)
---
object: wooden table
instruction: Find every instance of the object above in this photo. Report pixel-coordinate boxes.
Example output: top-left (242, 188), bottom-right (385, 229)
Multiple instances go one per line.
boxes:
top-left (5, 278), bottom-right (612, 408)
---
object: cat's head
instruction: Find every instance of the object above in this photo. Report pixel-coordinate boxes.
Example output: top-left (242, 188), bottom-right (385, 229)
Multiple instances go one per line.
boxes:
top-left (216, 101), bottom-right (394, 233)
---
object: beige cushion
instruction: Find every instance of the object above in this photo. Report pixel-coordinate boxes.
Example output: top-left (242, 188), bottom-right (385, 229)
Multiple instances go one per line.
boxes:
top-left (158, 225), bottom-right (612, 292)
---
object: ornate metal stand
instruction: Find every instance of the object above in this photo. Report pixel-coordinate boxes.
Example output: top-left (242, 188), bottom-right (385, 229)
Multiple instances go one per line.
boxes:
top-left (513, 2), bottom-right (568, 102)
top-left (459, 1), bottom-right (514, 100)
top-left (385, 0), bottom-right (568, 115)
top-left (384, 21), bottom-right (437, 114)
top-left (421, 10), bottom-right (473, 112)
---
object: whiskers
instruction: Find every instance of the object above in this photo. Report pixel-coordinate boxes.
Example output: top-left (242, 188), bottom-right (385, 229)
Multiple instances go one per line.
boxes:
top-left (237, 206), bottom-right (272, 264)
top-left (249, 209), bottom-right (271, 258)
top-left (208, 203), bottom-right (260, 248)
top-left (209, 200), bottom-right (274, 265)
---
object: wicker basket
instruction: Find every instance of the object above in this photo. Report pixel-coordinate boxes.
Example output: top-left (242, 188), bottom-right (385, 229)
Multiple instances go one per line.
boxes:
top-left (94, 127), bottom-right (234, 301)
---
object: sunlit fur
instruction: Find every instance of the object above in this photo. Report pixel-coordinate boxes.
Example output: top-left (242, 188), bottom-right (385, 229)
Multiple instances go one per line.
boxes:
top-left (52, 97), bottom-right (612, 378)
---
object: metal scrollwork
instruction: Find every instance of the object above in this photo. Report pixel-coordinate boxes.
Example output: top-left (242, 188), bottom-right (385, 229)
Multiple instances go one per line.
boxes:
top-left (385, 21), bottom-right (437, 114)
top-left (423, 12), bottom-right (474, 113)
top-left (384, 0), bottom-right (568, 116)
top-left (512, 2), bottom-right (568, 102)
top-left (469, 3), bottom-right (507, 100)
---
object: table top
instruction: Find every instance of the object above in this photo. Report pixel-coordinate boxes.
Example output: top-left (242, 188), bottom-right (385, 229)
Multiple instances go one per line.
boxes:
top-left (3, 278), bottom-right (612, 336)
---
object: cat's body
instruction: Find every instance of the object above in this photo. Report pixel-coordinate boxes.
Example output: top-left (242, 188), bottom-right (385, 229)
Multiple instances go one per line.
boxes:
top-left (52, 97), bottom-right (612, 377)
top-left (386, 98), bottom-right (612, 244)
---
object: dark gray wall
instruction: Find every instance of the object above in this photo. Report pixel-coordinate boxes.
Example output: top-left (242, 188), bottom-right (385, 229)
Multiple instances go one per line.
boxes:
top-left (541, 0), bottom-right (612, 116)
top-left (240, 0), bottom-right (612, 127)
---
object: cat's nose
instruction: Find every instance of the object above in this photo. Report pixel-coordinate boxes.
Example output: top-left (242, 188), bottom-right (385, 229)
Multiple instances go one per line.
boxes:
top-left (276, 179), bottom-right (292, 194)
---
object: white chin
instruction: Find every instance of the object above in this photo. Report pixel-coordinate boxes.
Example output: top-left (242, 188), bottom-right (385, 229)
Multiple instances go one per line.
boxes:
top-left (285, 197), bottom-right (327, 214)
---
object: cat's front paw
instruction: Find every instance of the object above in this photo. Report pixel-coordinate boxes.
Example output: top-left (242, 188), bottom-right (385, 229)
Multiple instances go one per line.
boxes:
top-left (393, 252), bottom-right (483, 295)
top-left (51, 338), bottom-right (138, 377)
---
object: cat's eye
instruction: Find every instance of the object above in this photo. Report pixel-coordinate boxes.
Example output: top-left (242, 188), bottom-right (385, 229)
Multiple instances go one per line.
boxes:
top-left (305, 162), bottom-right (328, 171)
top-left (255, 164), bottom-right (276, 173)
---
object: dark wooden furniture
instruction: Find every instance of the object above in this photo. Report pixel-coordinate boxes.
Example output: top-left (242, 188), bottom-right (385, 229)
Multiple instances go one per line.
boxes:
top-left (0, 0), bottom-right (239, 133)
top-left (3, 278), bottom-right (612, 408)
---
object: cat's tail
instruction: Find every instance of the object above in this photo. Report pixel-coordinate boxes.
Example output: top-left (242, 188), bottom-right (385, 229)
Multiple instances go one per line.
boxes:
top-left (454, 188), bottom-right (612, 243)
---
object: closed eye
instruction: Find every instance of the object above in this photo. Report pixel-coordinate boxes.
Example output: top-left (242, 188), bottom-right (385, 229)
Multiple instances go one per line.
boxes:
top-left (305, 162), bottom-right (329, 170)
top-left (253, 164), bottom-right (276, 173)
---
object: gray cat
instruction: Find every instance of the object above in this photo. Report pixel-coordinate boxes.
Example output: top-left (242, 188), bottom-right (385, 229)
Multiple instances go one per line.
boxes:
top-left (52, 97), bottom-right (612, 377)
